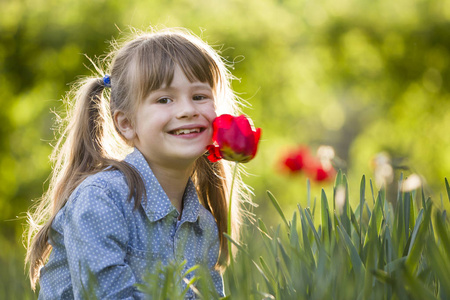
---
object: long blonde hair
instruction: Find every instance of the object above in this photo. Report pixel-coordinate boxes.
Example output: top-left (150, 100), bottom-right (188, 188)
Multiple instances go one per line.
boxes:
top-left (25, 27), bottom-right (250, 289)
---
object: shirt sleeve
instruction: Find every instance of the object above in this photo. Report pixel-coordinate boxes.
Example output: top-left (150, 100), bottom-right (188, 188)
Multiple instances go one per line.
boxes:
top-left (64, 183), bottom-right (140, 299)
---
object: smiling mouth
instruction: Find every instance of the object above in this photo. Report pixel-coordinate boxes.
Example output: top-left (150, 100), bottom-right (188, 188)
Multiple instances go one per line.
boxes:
top-left (169, 128), bottom-right (206, 135)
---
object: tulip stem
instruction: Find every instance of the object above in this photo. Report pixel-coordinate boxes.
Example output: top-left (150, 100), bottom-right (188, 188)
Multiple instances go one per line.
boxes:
top-left (228, 162), bottom-right (239, 267)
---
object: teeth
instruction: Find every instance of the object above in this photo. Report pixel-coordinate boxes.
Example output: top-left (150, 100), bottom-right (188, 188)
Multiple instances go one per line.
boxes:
top-left (172, 128), bottom-right (201, 135)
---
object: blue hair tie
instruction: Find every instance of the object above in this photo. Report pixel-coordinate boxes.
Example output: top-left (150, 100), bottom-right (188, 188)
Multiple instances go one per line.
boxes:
top-left (103, 74), bottom-right (111, 88)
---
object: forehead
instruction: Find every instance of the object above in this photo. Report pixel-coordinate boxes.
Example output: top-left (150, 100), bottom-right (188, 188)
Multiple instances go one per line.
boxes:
top-left (137, 35), bottom-right (217, 91)
top-left (158, 65), bottom-right (212, 90)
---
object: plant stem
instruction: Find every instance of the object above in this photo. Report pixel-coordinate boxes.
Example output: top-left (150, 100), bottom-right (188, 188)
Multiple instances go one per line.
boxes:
top-left (228, 162), bottom-right (239, 267)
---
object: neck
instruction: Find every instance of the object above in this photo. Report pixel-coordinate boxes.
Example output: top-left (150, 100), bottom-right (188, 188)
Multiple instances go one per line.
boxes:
top-left (148, 161), bottom-right (194, 215)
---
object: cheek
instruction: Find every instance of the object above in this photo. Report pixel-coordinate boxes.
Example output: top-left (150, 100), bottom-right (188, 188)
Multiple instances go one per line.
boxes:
top-left (204, 103), bottom-right (217, 123)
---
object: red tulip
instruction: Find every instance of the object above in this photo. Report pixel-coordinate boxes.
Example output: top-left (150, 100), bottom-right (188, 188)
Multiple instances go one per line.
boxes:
top-left (308, 163), bottom-right (336, 182)
top-left (206, 114), bottom-right (261, 163)
top-left (281, 147), bottom-right (312, 173)
top-left (279, 145), bottom-right (336, 182)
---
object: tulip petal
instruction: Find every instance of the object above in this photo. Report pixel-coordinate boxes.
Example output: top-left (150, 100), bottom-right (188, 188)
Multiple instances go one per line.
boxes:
top-left (252, 128), bottom-right (262, 156)
top-left (206, 144), bottom-right (223, 162)
top-left (212, 114), bottom-right (233, 142)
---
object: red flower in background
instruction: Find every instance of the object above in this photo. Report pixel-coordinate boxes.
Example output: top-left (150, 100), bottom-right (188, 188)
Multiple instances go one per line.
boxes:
top-left (206, 114), bottom-right (261, 163)
top-left (309, 162), bottom-right (336, 182)
top-left (282, 147), bottom-right (312, 173)
top-left (280, 145), bottom-right (336, 182)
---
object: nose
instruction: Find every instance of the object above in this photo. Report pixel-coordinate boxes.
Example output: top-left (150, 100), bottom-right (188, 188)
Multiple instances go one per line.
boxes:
top-left (176, 98), bottom-right (199, 119)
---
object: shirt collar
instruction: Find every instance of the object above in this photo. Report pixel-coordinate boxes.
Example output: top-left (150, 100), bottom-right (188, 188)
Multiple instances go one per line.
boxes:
top-left (124, 148), bottom-right (201, 224)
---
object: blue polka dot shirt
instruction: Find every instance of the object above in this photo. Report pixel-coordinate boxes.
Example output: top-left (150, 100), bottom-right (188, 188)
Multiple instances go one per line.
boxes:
top-left (38, 148), bottom-right (224, 299)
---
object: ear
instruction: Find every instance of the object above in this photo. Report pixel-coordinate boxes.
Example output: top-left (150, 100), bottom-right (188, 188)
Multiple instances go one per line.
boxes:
top-left (114, 111), bottom-right (136, 141)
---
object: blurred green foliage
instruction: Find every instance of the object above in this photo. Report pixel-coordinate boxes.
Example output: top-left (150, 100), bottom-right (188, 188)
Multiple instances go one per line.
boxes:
top-left (1, 0), bottom-right (450, 297)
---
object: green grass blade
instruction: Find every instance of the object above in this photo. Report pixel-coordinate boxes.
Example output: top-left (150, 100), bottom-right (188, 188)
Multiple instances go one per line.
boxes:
top-left (336, 212), bottom-right (366, 277)
top-left (253, 259), bottom-right (276, 296)
top-left (445, 178), bottom-right (450, 203)
top-left (182, 265), bottom-right (198, 278)
top-left (369, 179), bottom-right (376, 205)
top-left (321, 189), bottom-right (331, 244)
top-left (343, 174), bottom-right (351, 233)
top-left (405, 199), bottom-right (432, 272)
top-left (350, 206), bottom-right (360, 238)
top-left (289, 211), bottom-right (300, 252)
top-left (257, 218), bottom-right (270, 237)
top-left (223, 233), bottom-right (251, 257)
top-left (434, 211), bottom-right (450, 254)
top-left (427, 215), bottom-right (450, 298)
top-left (364, 191), bottom-right (383, 247)
top-left (259, 256), bottom-right (276, 282)
top-left (426, 242), bottom-right (450, 299)
top-left (384, 257), bottom-right (407, 273)
top-left (267, 190), bottom-right (289, 228)
top-left (407, 209), bottom-right (423, 256)
top-left (334, 169), bottom-right (343, 212)
top-left (312, 197), bottom-right (317, 218)
top-left (360, 175), bottom-right (366, 251)
top-left (404, 192), bottom-right (411, 240)
top-left (303, 206), bottom-right (321, 249)
top-left (401, 264), bottom-right (439, 300)
top-left (299, 206), bottom-right (315, 265)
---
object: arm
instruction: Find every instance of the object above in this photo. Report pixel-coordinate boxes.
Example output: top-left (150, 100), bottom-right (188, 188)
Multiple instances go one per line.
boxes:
top-left (64, 184), bottom-right (139, 299)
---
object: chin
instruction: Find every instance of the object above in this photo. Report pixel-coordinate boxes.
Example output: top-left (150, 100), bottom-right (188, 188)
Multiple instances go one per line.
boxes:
top-left (172, 149), bottom-right (207, 164)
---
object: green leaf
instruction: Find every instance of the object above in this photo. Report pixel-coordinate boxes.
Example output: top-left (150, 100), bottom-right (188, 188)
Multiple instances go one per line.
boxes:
top-left (257, 218), bottom-right (272, 240)
top-left (369, 179), bottom-right (376, 205)
top-left (360, 175), bottom-right (366, 251)
top-left (299, 205), bottom-right (315, 266)
top-left (372, 269), bottom-right (395, 285)
top-left (364, 191), bottom-right (383, 248)
top-left (321, 189), bottom-right (332, 243)
top-left (384, 257), bottom-right (406, 273)
top-left (223, 233), bottom-right (251, 257)
top-left (404, 192), bottom-right (411, 240)
top-left (426, 222), bottom-right (450, 298)
top-left (434, 211), bottom-right (450, 255)
top-left (336, 175), bottom-right (351, 236)
top-left (303, 206), bottom-right (321, 249)
top-left (289, 211), bottom-right (300, 252)
top-left (312, 197), bottom-right (317, 218)
top-left (401, 263), bottom-right (439, 300)
top-left (267, 190), bottom-right (289, 228)
top-left (336, 212), bottom-right (366, 277)
top-left (333, 169), bottom-right (343, 212)
top-left (405, 199), bottom-right (432, 272)
top-left (259, 256), bottom-right (275, 282)
top-left (407, 209), bottom-right (423, 256)
top-left (445, 178), bottom-right (450, 203)
top-left (350, 206), bottom-right (360, 240)
top-left (253, 259), bottom-right (276, 296)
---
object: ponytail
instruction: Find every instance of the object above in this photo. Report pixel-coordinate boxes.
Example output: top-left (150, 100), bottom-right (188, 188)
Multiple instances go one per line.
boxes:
top-left (25, 77), bottom-right (144, 289)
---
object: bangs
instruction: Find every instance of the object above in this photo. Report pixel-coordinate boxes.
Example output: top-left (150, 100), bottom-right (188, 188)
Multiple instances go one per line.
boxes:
top-left (131, 33), bottom-right (221, 101)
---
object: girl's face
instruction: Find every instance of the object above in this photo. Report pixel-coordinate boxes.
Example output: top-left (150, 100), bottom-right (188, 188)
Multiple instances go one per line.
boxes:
top-left (128, 65), bottom-right (217, 169)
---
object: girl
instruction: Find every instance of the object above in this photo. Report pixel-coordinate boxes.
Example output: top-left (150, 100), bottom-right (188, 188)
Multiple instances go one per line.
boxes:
top-left (25, 27), bottom-right (249, 299)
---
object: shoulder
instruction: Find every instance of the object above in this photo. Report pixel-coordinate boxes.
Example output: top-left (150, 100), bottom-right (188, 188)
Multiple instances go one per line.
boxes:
top-left (68, 169), bottom-right (131, 210)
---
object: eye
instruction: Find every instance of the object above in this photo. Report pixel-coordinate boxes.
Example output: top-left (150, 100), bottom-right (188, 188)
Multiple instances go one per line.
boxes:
top-left (157, 97), bottom-right (172, 104)
top-left (193, 95), bottom-right (208, 101)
